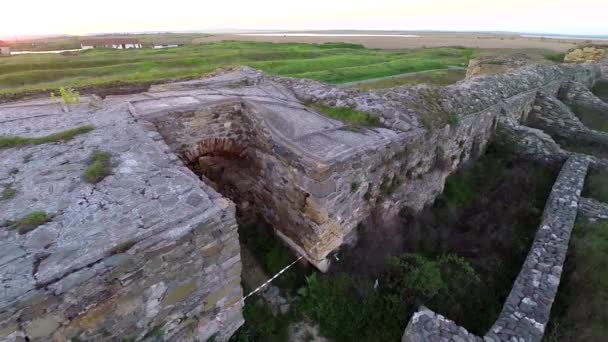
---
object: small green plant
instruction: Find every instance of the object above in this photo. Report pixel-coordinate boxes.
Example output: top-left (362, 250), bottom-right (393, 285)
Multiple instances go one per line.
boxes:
top-left (1, 184), bottom-right (17, 200)
top-left (380, 175), bottom-right (401, 195)
top-left (0, 125), bottom-right (94, 149)
top-left (57, 87), bottom-right (80, 105)
top-left (447, 113), bottom-right (459, 127)
top-left (11, 211), bottom-right (50, 235)
top-left (350, 182), bottom-right (359, 193)
top-left (83, 151), bottom-right (112, 184)
top-left (311, 104), bottom-right (380, 127)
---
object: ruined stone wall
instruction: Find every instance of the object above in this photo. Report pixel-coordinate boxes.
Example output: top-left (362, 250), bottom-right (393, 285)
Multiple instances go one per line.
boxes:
top-left (403, 155), bottom-right (590, 342)
top-left (486, 155), bottom-right (589, 342)
top-left (0, 101), bottom-right (244, 342)
top-left (579, 197), bottom-right (608, 221)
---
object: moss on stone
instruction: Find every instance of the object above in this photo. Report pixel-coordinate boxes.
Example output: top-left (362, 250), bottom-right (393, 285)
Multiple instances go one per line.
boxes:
top-left (83, 151), bottom-right (112, 184)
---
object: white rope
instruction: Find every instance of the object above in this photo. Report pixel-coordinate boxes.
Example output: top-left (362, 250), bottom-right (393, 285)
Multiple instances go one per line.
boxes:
top-left (212, 232), bottom-right (338, 328)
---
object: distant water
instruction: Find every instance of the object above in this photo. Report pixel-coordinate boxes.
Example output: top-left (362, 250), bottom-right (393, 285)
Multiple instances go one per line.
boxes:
top-left (238, 33), bottom-right (419, 38)
top-left (521, 35), bottom-right (608, 41)
top-left (11, 49), bottom-right (83, 55)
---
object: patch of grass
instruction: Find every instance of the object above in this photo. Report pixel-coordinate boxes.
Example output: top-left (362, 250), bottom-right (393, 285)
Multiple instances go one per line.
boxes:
top-left (0, 42), bottom-right (474, 98)
top-left (230, 297), bottom-right (292, 342)
top-left (10, 211), bottom-right (50, 235)
top-left (0, 125), bottom-right (94, 149)
top-left (1, 184), bottom-right (17, 200)
top-left (311, 104), bottom-right (380, 127)
top-left (239, 222), bottom-right (305, 290)
top-left (83, 151), bottom-right (112, 184)
top-left (583, 168), bottom-right (608, 203)
top-left (545, 219), bottom-right (608, 341)
top-left (570, 103), bottom-right (608, 133)
top-left (544, 52), bottom-right (565, 63)
top-left (592, 79), bottom-right (608, 102)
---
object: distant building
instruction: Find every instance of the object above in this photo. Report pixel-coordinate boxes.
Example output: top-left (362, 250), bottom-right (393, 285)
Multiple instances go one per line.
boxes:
top-left (0, 40), bottom-right (11, 56)
top-left (80, 39), bottom-right (143, 50)
top-left (152, 42), bottom-right (185, 49)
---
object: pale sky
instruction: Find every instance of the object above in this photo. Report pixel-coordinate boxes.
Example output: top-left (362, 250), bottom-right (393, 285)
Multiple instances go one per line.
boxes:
top-left (2, 0), bottom-right (607, 36)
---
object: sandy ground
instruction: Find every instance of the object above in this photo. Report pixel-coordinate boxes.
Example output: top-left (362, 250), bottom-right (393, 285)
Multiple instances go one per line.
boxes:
top-left (195, 32), bottom-right (605, 51)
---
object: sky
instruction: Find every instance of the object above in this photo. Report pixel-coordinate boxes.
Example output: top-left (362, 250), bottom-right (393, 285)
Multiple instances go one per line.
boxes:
top-left (1, 0), bottom-right (607, 36)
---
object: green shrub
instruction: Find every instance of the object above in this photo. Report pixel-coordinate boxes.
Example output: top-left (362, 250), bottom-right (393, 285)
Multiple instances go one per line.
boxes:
top-left (545, 53), bottom-right (565, 63)
top-left (0, 125), bottom-right (94, 148)
top-left (296, 254), bottom-right (479, 342)
top-left (83, 151), bottom-right (112, 184)
top-left (53, 87), bottom-right (80, 105)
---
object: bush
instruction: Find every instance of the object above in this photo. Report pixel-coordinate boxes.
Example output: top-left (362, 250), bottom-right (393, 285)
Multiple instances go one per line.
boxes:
top-left (51, 87), bottom-right (80, 105)
top-left (296, 254), bottom-right (480, 342)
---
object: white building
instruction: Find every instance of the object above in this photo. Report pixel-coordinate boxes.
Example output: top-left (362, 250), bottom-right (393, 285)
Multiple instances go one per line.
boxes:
top-left (152, 43), bottom-right (184, 49)
top-left (0, 41), bottom-right (11, 56)
top-left (80, 39), bottom-right (143, 50)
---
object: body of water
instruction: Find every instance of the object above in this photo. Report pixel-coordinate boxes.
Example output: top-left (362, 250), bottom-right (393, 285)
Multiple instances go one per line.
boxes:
top-left (521, 35), bottom-right (608, 41)
top-left (11, 49), bottom-right (83, 55)
top-left (238, 33), bottom-right (419, 38)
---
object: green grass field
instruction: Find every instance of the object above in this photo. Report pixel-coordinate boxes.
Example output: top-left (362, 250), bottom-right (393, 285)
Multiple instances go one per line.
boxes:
top-left (0, 41), bottom-right (474, 98)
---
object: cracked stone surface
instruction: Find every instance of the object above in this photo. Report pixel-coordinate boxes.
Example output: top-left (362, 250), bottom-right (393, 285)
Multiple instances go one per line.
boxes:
top-left (0, 60), bottom-right (604, 341)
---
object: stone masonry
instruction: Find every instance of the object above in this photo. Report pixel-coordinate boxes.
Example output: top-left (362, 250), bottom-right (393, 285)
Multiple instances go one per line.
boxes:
top-left (0, 59), bottom-right (603, 341)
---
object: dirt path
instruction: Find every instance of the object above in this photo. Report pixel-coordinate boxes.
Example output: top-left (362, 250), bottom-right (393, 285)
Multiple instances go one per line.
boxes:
top-left (338, 65), bottom-right (466, 87)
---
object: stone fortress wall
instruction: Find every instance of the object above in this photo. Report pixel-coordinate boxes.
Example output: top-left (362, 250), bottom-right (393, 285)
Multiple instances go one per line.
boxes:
top-left (0, 52), bottom-right (606, 342)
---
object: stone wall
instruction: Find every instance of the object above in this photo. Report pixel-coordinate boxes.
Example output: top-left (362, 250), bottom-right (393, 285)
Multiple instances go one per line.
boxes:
top-left (527, 93), bottom-right (608, 146)
top-left (579, 197), bottom-right (608, 222)
top-left (486, 155), bottom-right (589, 342)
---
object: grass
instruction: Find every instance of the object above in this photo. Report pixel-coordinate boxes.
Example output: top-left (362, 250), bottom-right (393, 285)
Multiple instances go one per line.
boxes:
top-left (1, 184), bottom-right (17, 200)
top-left (10, 211), bottom-right (50, 235)
top-left (0, 42), bottom-right (474, 98)
top-left (545, 219), bottom-right (608, 342)
top-left (0, 125), bottom-right (94, 148)
top-left (583, 168), bottom-right (608, 203)
top-left (592, 79), bottom-right (608, 102)
top-left (570, 103), bottom-right (608, 133)
top-left (83, 151), bottom-right (112, 184)
top-left (311, 104), bottom-right (380, 127)
top-left (352, 69), bottom-right (466, 89)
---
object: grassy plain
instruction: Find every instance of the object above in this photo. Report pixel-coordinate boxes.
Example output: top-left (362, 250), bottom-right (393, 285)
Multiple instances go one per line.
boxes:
top-left (0, 41), bottom-right (473, 98)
